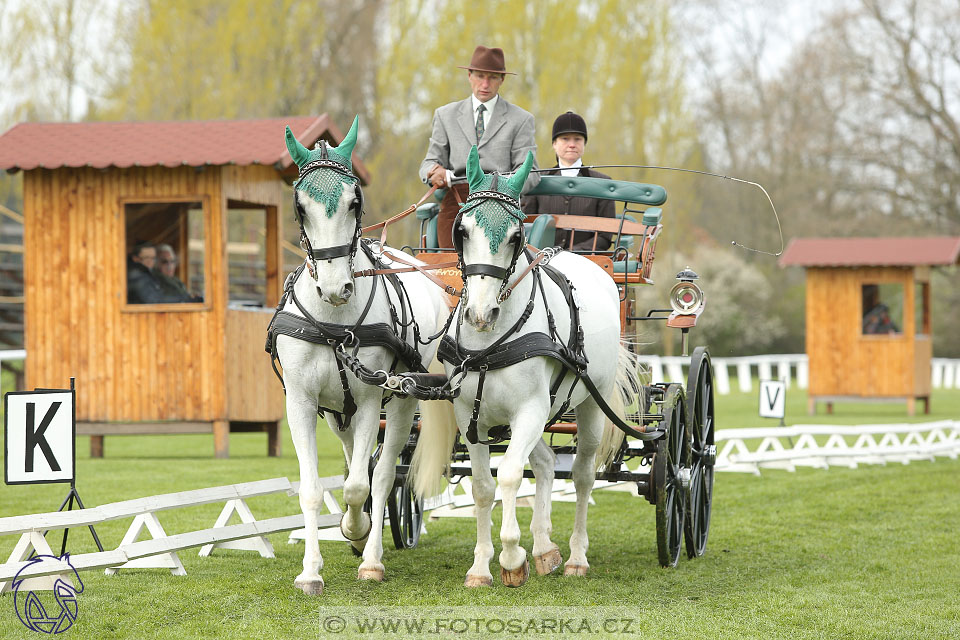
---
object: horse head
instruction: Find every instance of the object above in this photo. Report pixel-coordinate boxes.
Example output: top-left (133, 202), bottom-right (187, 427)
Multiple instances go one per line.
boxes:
top-left (455, 146), bottom-right (534, 331)
top-left (285, 115), bottom-right (363, 306)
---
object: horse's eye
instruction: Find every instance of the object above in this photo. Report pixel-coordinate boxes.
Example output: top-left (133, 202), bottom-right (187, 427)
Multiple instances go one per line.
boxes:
top-left (510, 231), bottom-right (521, 243)
top-left (458, 225), bottom-right (468, 238)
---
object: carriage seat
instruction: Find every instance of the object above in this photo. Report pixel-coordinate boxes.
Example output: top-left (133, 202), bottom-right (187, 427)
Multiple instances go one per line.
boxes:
top-left (417, 202), bottom-right (557, 250)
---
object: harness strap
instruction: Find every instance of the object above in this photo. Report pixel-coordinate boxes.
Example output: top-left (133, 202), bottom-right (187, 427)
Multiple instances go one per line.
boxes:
top-left (360, 185), bottom-right (439, 245)
top-left (498, 248), bottom-right (551, 302)
top-left (355, 248), bottom-right (461, 297)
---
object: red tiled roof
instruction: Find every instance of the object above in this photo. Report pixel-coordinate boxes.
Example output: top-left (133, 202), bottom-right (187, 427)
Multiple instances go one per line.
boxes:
top-left (0, 115), bottom-right (370, 183)
top-left (779, 236), bottom-right (960, 267)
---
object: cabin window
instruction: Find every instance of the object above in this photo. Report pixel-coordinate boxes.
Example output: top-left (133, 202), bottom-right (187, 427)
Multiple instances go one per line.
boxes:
top-left (915, 281), bottom-right (930, 336)
top-left (124, 201), bottom-right (206, 306)
top-left (227, 203), bottom-right (268, 307)
top-left (861, 283), bottom-right (902, 336)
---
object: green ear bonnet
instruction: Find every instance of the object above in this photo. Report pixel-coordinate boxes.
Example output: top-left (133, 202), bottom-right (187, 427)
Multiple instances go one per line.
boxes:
top-left (284, 115), bottom-right (360, 218)
top-left (460, 147), bottom-right (535, 253)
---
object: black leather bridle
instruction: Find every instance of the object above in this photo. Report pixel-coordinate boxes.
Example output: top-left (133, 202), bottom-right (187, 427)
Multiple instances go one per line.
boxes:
top-left (292, 141), bottom-right (365, 280)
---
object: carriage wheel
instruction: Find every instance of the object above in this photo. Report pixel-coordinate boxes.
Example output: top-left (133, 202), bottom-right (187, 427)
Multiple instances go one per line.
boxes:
top-left (654, 384), bottom-right (690, 568)
top-left (387, 448), bottom-right (423, 550)
top-left (684, 347), bottom-right (716, 559)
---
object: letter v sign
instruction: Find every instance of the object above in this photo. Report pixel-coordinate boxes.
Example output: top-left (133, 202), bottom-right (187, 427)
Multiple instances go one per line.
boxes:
top-left (758, 380), bottom-right (786, 419)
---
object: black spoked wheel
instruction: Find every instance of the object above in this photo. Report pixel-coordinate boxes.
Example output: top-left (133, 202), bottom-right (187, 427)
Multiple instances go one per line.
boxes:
top-left (684, 347), bottom-right (716, 559)
top-left (654, 384), bottom-right (690, 568)
top-left (387, 447), bottom-right (423, 550)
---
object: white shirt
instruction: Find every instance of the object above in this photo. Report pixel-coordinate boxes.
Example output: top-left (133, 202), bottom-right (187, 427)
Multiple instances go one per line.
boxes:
top-left (446, 94), bottom-right (501, 185)
top-left (557, 158), bottom-right (583, 177)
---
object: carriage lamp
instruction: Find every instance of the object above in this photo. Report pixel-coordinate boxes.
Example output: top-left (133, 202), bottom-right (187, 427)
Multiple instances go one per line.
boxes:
top-left (667, 268), bottom-right (705, 357)
top-left (669, 268), bottom-right (703, 315)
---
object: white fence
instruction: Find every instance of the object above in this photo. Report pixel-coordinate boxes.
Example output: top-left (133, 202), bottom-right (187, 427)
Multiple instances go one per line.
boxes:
top-left (637, 354), bottom-right (960, 395)
top-left (714, 420), bottom-right (960, 475)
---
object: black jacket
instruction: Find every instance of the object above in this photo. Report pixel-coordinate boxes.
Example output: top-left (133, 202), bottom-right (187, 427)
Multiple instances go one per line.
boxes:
top-left (127, 261), bottom-right (194, 304)
top-left (520, 166), bottom-right (616, 251)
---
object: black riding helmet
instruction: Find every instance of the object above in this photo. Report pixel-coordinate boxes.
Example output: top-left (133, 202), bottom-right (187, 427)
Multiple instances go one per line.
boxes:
top-left (551, 111), bottom-right (588, 142)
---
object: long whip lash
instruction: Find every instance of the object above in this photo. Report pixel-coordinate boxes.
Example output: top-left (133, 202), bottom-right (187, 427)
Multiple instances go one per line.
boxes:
top-left (531, 164), bottom-right (784, 257)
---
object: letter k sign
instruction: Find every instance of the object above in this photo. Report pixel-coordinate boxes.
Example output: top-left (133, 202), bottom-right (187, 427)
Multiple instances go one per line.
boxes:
top-left (4, 389), bottom-right (75, 484)
top-left (25, 402), bottom-right (62, 472)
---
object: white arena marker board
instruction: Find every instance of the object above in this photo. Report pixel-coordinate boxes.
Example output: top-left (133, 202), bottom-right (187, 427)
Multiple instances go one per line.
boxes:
top-left (759, 380), bottom-right (786, 419)
top-left (4, 389), bottom-right (75, 485)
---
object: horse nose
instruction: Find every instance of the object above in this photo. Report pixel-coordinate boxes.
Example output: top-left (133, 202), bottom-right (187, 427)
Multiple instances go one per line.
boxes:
top-left (488, 306), bottom-right (500, 325)
top-left (341, 282), bottom-right (354, 300)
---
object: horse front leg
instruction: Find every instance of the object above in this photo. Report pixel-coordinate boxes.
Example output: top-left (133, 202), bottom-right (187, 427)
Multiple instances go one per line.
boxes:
top-left (358, 395), bottom-right (418, 581)
top-left (335, 400), bottom-right (381, 555)
top-left (497, 405), bottom-right (549, 587)
top-left (287, 395), bottom-right (326, 595)
top-left (565, 401), bottom-right (603, 577)
top-left (464, 440), bottom-right (496, 588)
top-left (529, 438), bottom-right (563, 575)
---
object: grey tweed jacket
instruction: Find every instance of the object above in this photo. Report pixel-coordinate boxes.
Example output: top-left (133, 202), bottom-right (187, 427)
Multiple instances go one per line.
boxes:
top-left (419, 96), bottom-right (540, 193)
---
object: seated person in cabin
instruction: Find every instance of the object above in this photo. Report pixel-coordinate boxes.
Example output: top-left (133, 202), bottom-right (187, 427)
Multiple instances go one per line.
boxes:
top-left (520, 111), bottom-right (616, 252)
top-left (127, 242), bottom-right (196, 304)
top-left (153, 244), bottom-right (200, 302)
top-left (862, 284), bottom-right (899, 334)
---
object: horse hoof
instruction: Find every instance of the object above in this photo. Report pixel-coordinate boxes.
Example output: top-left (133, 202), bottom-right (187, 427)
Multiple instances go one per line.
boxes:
top-left (500, 559), bottom-right (530, 587)
top-left (358, 567), bottom-right (384, 582)
top-left (563, 563), bottom-right (589, 577)
top-left (339, 512), bottom-right (372, 542)
top-left (464, 574), bottom-right (493, 588)
top-left (294, 578), bottom-right (325, 595)
top-left (534, 547), bottom-right (563, 576)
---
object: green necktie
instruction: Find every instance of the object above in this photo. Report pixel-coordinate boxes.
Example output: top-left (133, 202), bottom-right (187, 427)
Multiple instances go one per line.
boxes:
top-left (476, 104), bottom-right (486, 141)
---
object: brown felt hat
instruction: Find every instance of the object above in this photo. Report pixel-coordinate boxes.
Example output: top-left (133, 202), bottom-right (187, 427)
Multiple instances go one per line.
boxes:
top-left (458, 45), bottom-right (516, 75)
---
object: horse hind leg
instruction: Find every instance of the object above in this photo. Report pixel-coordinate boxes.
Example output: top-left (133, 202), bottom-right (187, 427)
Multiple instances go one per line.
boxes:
top-left (529, 439), bottom-right (563, 576)
top-left (564, 401), bottom-right (603, 578)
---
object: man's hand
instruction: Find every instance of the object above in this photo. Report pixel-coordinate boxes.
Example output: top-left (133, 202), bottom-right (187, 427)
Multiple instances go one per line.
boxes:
top-left (427, 164), bottom-right (448, 188)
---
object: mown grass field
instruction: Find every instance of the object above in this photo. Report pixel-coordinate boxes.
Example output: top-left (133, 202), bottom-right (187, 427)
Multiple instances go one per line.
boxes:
top-left (1, 381), bottom-right (958, 639)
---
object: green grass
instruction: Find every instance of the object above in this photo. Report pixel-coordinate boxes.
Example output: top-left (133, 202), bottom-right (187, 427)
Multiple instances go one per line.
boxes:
top-left (0, 388), bottom-right (958, 639)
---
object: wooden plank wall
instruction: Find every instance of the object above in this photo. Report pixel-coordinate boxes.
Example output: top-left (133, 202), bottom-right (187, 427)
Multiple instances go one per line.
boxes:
top-left (224, 308), bottom-right (284, 421)
top-left (23, 166), bottom-right (227, 423)
top-left (806, 266), bottom-right (920, 398)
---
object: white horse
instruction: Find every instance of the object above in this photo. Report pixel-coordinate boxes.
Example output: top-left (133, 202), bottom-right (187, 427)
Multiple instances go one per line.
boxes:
top-left (411, 146), bottom-right (639, 587)
top-left (271, 116), bottom-right (449, 594)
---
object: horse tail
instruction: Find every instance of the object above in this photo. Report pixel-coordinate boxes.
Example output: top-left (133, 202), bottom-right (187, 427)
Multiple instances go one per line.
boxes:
top-left (597, 340), bottom-right (643, 470)
top-left (409, 357), bottom-right (458, 499)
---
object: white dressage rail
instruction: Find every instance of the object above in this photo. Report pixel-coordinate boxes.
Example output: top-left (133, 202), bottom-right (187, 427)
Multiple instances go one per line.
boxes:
top-left (0, 477), bottom-right (338, 593)
top-left (714, 420), bottom-right (960, 475)
top-left (637, 354), bottom-right (960, 395)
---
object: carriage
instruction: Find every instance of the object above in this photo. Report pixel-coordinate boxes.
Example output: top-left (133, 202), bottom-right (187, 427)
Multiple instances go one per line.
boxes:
top-left (372, 164), bottom-right (718, 570)
top-left (269, 120), bottom-right (716, 593)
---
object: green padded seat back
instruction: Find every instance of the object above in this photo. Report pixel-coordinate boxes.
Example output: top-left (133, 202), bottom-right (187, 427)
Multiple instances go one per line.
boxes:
top-left (527, 175), bottom-right (667, 206)
top-left (416, 202), bottom-right (439, 220)
top-left (524, 214), bottom-right (556, 249)
top-left (613, 259), bottom-right (639, 273)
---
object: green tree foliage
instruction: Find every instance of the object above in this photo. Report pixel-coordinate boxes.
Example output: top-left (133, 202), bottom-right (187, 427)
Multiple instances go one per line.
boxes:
top-left (368, 0), bottom-right (700, 246)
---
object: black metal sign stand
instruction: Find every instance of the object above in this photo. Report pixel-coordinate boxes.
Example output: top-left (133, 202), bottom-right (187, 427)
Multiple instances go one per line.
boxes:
top-left (54, 378), bottom-right (104, 554)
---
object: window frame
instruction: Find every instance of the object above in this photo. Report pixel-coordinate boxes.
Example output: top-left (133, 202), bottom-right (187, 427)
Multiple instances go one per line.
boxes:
top-left (119, 195), bottom-right (213, 313)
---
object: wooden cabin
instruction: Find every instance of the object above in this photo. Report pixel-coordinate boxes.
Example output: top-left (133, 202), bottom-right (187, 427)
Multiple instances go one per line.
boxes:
top-left (780, 236), bottom-right (960, 415)
top-left (0, 116), bottom-right (370, 457)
